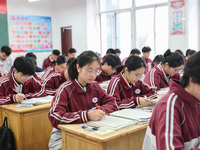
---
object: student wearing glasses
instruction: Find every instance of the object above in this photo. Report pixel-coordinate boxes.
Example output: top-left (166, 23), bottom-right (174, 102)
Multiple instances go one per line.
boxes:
top-left (48, 51), bottom-right (117, 150)
top-left (95, 54), bottom-right (121, 83)
top-left (107, 55), bottom-right (155, 109)
top-left (0, 56), bottom-right (46, 105)
top-left (144, 49), bottom-right (184, 91)
top-left (42, 55), bottom-right (67, 80)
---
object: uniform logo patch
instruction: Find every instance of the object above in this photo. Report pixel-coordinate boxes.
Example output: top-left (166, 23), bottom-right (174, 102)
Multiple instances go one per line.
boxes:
top-left (135, 89), bottom-right (141, 94)
top-left (92, 97), bottom-right (98, 104)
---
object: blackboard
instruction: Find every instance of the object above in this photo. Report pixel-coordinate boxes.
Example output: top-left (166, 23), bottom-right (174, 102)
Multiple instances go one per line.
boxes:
top-left (0, 14), bottom-right (9, 49)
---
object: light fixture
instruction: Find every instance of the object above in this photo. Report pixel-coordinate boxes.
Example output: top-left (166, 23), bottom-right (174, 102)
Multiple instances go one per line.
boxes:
top-left (28, 0), bottom-right (40, 2)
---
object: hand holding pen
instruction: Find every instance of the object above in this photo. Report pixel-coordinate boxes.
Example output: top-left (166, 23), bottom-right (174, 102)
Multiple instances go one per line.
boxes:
top-left (13, 89), bottom-right (27, 103)
top-left (139, 96), bottom-right (153, 107)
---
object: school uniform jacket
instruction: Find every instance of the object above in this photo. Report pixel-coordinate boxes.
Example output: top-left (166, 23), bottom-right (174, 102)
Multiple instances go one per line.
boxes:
top-left (121, 57), bottom-right (128, 65)
top-left (0, 72), bottom-right (47, 105)
top-left (107, 72), bottom-right (156, 109)
top-left (143, 79), bottom-right (200, 150)
top-left (144, 64), bottom-right (181, 91)
top-left (95, 68), bottom-right (112, 83)
top-left (48, 79), bottom-right (117, 128)
top-left (42, 55), bottom-right (52, 70)
top-left (41, 66), bottom-right (55, 80)
top-left (143, 57), bottom-right (153, 74)
top-left (44, 71), bottom-right (66, 96)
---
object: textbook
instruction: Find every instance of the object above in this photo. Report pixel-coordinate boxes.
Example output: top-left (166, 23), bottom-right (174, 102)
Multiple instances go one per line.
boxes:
top-left (21, 95), bottom-right (54, 105)
top-left (110, 109), bottom-right (152, 124)
top-left (89, 115), bottom-right (137, 130)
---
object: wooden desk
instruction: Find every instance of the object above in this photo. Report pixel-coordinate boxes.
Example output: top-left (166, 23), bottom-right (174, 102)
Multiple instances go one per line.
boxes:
top-left (59, 123), bottom-right (147, 150)
top-left (0, 103), bottom-right (53, 150)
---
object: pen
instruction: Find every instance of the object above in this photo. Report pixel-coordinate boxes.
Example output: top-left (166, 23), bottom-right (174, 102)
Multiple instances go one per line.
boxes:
top-left (95, 103), bottom-right (100, 109)
top-left (13, 88), bottom-right (27, 100)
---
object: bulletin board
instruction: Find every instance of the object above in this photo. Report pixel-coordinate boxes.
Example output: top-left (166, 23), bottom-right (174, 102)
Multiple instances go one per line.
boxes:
top-left (8, 15), bottom-right (53, 52)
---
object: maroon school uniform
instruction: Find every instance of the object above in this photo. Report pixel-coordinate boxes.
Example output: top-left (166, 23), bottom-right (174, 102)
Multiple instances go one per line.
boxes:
top-left (0, 72), bottom-right (47, 105)
top-left (41, 66), bottom-right (55, 80)
top-left (95, 68), bottom-right (113, 83)
top-left (48, 79), bottom-right (117, 128)
top-left (44, 71), bottom-right (66, 96)
top-left (42, 55), bottom-right (52, 70)
top-left (107, 72), bottom-right (156, 109)
top-left (143, 79), bottom-right (200, 150)
top-left (144, 64), bottom-right (181, 91)
top-left (143, 57), bottom-right (153, 74)
top-left (121, 57), bottom-right (128, 65)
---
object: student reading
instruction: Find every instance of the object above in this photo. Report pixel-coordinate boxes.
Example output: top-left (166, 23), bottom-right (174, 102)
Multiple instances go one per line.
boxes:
top-left (142, 51), bottom-right (200, 150)
top-left (144, 49), bottom-right (184, 91)
top-left (0, 56), bottom-right (46, 105)
top-left (48, 50), bottom-right (117, 150)
top-left (107, 55), bottom-right (155, 109)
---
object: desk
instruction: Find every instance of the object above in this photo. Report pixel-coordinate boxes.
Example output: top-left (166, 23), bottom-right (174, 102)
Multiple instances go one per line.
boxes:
top-left (59, 123), bottom-right (147, 150)
top-left (0, 103), bottom-right (52, 150)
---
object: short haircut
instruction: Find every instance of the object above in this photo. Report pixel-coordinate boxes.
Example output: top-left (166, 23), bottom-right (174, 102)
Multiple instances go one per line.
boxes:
top-left (106, 48), bottom-right (116, 54)
top-left (103, 54), bottom-right (121, 68)
top-left (13, 56), bottom-right (35, 75)
top-left (25, 52), bottom-right (37, 60)
top-left (68, 48), bottom-right (77, 54)
top-left (186, 49), bottom-right (196, 57)
top-left (162, 49), bottom-right (184, 67)
top-left (175, 49), bottom-right (184, 57)
top-left (1, 46), bottom-right (11, 56)
top-left (180, 51), bottom-right (200, 88)
top-left (142, 46), bottom-right (151, 53)
top-left (52, 49), bottom-right (60, 56)
top-left (153, 55), bottom-right (163, 63)
top-left (130, 48), bottom-right (141, 55)
top-left (115, 48), bottom-right (121, 54)
top-left (55, 55), bottom-right (67, 65)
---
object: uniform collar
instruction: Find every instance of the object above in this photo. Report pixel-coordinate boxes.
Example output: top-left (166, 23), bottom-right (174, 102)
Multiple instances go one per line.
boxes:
top-left (73, 79), bottom-right (89, 93)
top-left (120, 72), bottom-right (132, 89)
top-left (157, 64), bottom-right (169, 84)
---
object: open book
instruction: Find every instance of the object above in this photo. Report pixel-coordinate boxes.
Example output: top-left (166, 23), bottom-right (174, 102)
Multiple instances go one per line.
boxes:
top-left (21, 95), bottom-right (54, 105)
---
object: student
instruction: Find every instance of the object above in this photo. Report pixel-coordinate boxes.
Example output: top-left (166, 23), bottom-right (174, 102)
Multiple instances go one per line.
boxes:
top-left (42, 55), bottom-right (67, 80)
top-left (115, 48), bottom-right (121, 57)
top-left (185, 49), bottom-right (196, 61)
top-left (44, 57), bottom-right (75, 96)
top-left (107, 55), bottom-right (155, 109)
top-left (142, 46), bottom-right (152, 74)
top-left (67, 48), bottom-right (77, 59)
top-left (0, 56), bottom-right (46, 105)
top-left (0, 46), bottom-right (12, 77)
top-left (144, 49), bottom-right (184, 91)
top-left (48, 50), bottom-right (117, 150)
top-left (175, 49), bottom-right (184, 57)
top-left (42, 49), bottom-right (60, 70)
top-left (101, 48), bottom-right (116, 63)
top-left (95, 54), bottom-right (121, 83)
top-left (142, 51), bottom-right (200, 150)
top-left (121, 48), bottom-right (141, 65)
top-left (151, 54), bottom-right (163, 68)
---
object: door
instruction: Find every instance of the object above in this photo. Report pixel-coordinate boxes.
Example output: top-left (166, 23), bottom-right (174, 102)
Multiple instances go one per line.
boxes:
top-left (61, 26), bottom-right (72, 56)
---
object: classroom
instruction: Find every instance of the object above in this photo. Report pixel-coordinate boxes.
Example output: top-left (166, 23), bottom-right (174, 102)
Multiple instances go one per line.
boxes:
top-left (0, 0), bottom-right (200, 150)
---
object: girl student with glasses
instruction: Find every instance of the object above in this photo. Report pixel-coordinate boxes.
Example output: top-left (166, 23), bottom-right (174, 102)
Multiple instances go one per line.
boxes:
top-left (144, 49), bottom-right (185, 91)
top-left (0, 56), bottom-right (47, 105)
top-left (107, 55), bottom-right (156, 109)
top-left (95, 54), bottom-right (121, 83)
top-left (142, 51), bottom-right (200, 150)
top-left (41, 55), bottom-right (67, 80)
top-left (48, 50), bottom-right (117, 150)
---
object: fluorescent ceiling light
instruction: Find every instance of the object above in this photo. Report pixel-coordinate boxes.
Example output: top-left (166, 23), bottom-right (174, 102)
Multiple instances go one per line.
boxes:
top-left (28, 0), bottom-right (40, 2)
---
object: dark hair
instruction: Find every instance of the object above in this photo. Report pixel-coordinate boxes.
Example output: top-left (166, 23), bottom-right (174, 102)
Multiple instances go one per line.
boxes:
top-left (153, 55), bottom-right (163, 63)
top-left (67, 57), bottom-right (76, 68)
top-left (25, 52), bottom-right (37, 60)
top-left (175, 49), bottom-right (184, 57)
top-left (13, 56), bottom-right (35, 75)
top-left (142, 46), bottom-right (151, 53)
top-left (162, 49), bottom-right (184, 67)
top-left (115, 48), bottom-right (121, 54)
top-left (68, 48), bottom-right (77, 54)
top-left (52, 49), bottom-right (60, 56)
top-left (106, 48), bottom-right (116, 54)
top-left (1, 46), bottom-right (11, 56)
top-left (186, 49), bottom-right (196, 57)
top-left (180, 51), bottom-right (200, 88)
top-left (68, 50), bottom-right (101, 80)
top-left (103, 54), bottom-right (121, 68)
top-left (52, 55), bottom-right (67, 65)
top-left (130, 48), bottom-right (141, 55)
top-left (116, 55), bottom-right (146, 73)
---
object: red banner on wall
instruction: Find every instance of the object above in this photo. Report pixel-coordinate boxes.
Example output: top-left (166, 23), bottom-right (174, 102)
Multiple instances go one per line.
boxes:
top-left (0, 0), bottom-right (7, 13)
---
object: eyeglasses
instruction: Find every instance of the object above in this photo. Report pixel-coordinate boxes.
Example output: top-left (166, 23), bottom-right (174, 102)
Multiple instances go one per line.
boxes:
top-left (86, 69), bottom-right (100, 76)
top-left (21, 75), bottom-right (32, 80)
top-left (134, 73), bottom-right (144, 79)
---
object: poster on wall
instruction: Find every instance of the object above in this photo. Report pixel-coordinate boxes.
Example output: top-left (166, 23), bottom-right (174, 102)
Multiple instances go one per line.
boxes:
top-left (8, 15), bottom-right (52, 52)
top-left (170, 0), bottom-right (185, 35)
top-left (0, 0), bottom-right (7, 13)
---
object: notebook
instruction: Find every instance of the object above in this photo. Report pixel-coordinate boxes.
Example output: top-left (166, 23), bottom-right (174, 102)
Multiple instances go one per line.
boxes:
top-left (21, 95), bottom-right (54, 105)
top-left (89, 115), bottom-right (137, 130)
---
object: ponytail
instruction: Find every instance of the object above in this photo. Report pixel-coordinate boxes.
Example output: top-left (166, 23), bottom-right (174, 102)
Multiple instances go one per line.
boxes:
top-left (68, 59), bottom-right (78, 80)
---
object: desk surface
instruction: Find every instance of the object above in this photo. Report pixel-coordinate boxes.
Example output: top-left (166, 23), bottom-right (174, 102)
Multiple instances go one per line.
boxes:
top-left (0, 103), bottom-right (51, 113)
top-left (59, 123), bottom-right (148, 142)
